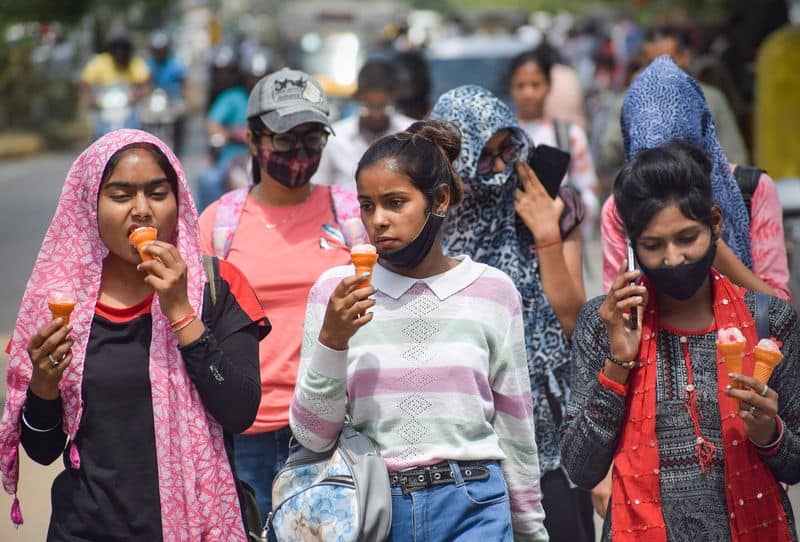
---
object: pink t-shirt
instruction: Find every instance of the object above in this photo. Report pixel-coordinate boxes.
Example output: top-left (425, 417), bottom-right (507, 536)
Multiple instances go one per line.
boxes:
top-left (199, 186), bottom-right (353, 433)
top-left (601, 172), bottom-right (790, 301)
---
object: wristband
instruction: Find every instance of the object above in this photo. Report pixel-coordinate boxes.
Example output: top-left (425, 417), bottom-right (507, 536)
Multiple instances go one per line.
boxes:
top-left (606, 355), bottom-right (637, 370)
top-left (170, 310), bottom-right (197, 331)
top-left (751, 416), bottom-right (784, 450)
top-left (21, 410), bottom-right (61, 433)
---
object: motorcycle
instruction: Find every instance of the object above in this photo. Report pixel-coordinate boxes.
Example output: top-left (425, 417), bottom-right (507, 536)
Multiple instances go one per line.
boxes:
top-left (91, 84), bottom-right (139, 139)
top-left (139, 87), bottom-right (186, 154)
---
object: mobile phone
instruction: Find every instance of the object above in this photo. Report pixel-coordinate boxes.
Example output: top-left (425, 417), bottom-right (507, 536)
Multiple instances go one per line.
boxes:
top-left (527, 144), bottom-right (571, 199)
top-left (626, 240), bottom-right (638, 330)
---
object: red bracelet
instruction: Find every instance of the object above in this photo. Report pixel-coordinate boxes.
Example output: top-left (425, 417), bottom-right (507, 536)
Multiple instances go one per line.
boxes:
top-left (529, 238), bottom-right (562, 251)
top-left (170, 310), bottom-right (197, 331)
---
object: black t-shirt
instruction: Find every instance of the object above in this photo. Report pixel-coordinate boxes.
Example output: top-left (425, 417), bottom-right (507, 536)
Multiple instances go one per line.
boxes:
top-left (20, 260), bottom-right (269, 542)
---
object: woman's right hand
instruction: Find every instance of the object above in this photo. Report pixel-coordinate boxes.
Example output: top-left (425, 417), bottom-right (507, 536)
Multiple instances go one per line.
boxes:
top-left (318, 274), bottom-right (376, 351)
top-left (599, 259), bottom-right (647, 363)
top-left (26, 319), bottom-right (74, 400)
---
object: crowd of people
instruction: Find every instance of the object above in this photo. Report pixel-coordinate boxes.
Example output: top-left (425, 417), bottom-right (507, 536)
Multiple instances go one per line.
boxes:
top-left (0, 16), bottom-right (797, 542)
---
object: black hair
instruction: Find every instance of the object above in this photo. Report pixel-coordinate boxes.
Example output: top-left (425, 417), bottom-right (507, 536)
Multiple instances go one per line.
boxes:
top-left (643, 25), bottom-right (691, 50)
top-left (357, 60), bottom-right (396, 94)
top-left (355, 120), bottom-right (464, 207)
top-left (507, 47), bottom-right (553, 86)
top-left (614, 139), bottom-right (714, 240)
top-left (101, 142), bottom-right (179, 198)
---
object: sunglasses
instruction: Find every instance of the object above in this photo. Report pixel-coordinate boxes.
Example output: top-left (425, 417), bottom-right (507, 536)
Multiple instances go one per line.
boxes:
top-left (260, 129), bottom-right (329, 152)
top-left (476, 139), bottom-right (523, 176)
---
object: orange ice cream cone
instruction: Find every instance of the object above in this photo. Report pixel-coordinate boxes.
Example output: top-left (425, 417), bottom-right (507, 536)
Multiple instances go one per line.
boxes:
top-left (48, 291), bottom-right (76, 325)
top-left (717, 327), bottom-right (747, 408)
top-left (351, 244), bottom-right (378, 289)
top-left (753, 339), bottom-right (783, 384)
top-left (129, 227), bottom-right (158, 261)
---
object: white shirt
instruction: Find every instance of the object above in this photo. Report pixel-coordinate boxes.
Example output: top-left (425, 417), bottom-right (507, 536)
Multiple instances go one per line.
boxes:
top-left (314, 112), bottom-right (415, 189)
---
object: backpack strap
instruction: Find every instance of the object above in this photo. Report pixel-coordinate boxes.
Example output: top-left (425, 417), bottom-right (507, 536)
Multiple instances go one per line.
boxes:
top-left (754, 291), bottom-right (771, 341)
top-left (733, 165), bottom-right (764, 221)
top-left (201, 254), bottom-right (219, 307)
top-left (211, 187), bottom-right (250, 259)
top-left (553, 119), bottom-right (572, 155)
top-left (329, 185), bottom-right (367, 247)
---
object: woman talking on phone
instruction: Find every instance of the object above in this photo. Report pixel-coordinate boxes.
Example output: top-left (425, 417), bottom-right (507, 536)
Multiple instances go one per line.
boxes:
top-left (431, 85), bottom-right (591, 542)
top-left (561, 140), bottom-right (800, 541)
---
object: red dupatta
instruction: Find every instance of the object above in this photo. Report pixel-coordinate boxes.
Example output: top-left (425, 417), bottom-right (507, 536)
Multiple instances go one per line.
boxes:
top-left (610, 269), bottom-right (791, 541)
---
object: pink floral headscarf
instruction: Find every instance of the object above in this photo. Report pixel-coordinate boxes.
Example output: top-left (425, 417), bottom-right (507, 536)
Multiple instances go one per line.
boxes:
top-left (0, 130), bottom-right (246, 541)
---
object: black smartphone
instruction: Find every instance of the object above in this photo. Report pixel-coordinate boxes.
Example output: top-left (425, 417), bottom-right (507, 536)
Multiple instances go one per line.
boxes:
top-left (527, 144), bottom-right (571, 199)
top-left (626, 239), bottom-right (638, 330)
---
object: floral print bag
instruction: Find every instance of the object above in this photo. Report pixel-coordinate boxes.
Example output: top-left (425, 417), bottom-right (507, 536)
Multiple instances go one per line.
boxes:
top-left (266, 424), bottom-right (392, 542)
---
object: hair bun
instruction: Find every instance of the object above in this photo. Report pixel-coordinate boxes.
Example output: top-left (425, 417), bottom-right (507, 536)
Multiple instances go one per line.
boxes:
top-left (407, 120), bottom-right (461, 163)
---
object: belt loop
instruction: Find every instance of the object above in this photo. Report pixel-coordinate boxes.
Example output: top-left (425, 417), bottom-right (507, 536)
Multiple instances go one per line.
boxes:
top-left (448, 459), bottom-right (465, 487)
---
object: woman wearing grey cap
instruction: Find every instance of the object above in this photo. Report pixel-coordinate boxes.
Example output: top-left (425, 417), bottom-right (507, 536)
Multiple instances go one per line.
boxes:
top-left (198, 68), bottom-right (367, 522)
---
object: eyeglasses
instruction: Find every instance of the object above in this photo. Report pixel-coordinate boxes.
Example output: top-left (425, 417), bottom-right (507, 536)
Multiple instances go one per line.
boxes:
top-left (476, 139), bottom-right (523, 176)
top-left (261, 129), bottom-right (329, 152)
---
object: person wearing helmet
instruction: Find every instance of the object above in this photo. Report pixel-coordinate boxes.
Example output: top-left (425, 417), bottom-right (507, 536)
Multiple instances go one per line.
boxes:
top-left (79, 31), bottom-right (151, 138)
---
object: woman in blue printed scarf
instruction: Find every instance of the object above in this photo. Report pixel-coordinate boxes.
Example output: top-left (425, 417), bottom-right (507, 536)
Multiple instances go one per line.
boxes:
top-left (431, 85), bottom-right (591, 542)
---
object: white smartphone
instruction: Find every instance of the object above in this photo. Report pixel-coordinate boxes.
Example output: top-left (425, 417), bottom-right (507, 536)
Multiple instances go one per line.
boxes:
top-left (626, 240), bottom-right (638, 330)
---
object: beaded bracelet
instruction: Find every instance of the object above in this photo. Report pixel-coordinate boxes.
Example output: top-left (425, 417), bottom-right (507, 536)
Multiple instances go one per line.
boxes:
top-left (606, 355), bottom-right (637, 370)
top-left (170, 310), bottom-right (197, 331)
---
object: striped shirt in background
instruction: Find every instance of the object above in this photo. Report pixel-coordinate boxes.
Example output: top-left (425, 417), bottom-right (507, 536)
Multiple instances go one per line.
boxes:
top-left (290, 256), bottom-right (548, 541)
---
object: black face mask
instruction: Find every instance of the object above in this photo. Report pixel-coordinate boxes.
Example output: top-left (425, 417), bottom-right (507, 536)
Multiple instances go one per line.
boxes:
top-left (378, 212), bottom-right (444, 269)
top-left (636, 238), bottom-right (717, 300)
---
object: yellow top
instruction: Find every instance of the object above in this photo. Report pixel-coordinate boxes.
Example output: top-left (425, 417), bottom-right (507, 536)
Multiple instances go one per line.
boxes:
top-left (81, 53), bottom-right (150, 86)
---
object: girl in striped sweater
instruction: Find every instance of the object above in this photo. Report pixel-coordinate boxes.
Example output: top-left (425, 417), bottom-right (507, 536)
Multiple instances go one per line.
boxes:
top-left (290, 120), bottom-right (548, 541)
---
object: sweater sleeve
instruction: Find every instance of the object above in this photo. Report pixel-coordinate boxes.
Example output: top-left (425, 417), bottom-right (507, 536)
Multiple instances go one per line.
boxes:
top-left (601, 197), bottom-right (626, 294)
top-left (756, 296), bottom-right (800, 483)
top-left (749, 174), bottom-right (791, 301)
top-left (560, 297), bottom-right (628, 489)
top-left (19, 390), bottom-right (67, 465)
top-left (289, 273), bottom-right (348, 453)
top-left (490, 288), bottom-right (548, 542)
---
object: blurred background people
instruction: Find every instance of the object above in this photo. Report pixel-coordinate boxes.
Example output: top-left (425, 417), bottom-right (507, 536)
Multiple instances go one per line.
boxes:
top-left (508, 48), bottom-right (600, 239)
top-left (144, 31), bottom-right (187, 156)
top-left (315, 59), bottom-right (414, 189)
top-left (79, 31), bottom-right (151, 139)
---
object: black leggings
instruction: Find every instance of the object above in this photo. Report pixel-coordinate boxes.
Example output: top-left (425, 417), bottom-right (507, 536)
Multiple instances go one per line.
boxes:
top-left (541, 468), bottom-right (595, 542)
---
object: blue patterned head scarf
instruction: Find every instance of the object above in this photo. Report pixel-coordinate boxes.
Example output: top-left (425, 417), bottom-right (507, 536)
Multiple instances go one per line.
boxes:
top-left (431, 85), bottom-right (570, 473)
top-left (622, 55), bottom-right (752, 268)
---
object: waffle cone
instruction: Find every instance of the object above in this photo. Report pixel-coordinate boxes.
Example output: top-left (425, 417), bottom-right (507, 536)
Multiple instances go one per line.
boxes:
top-left (129, 227), bottom-right (157, 261)
top-left (351, 252), bottom-right (378, 289)
top-left (753, 347), bottom-right (784, 384)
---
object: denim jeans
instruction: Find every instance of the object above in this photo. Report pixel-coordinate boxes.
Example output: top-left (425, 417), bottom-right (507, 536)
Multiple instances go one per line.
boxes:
top-left (234, 427), bottom-right (292, 523)
top-left (389, 460), bottom-right (513, 542)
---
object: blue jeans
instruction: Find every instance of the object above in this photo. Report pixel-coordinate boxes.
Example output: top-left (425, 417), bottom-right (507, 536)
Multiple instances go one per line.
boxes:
top-left (390, 461), bottom-right (513, 542)
top-left (234, 427), bottom-right (292, 523)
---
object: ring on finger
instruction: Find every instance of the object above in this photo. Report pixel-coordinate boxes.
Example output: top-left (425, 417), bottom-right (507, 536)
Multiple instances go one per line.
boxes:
top-left (48, 353), bottom-right (60, 367)
top-left (748, 404), bottom-right (758, 416)
top-left (759, 383), bottom-right (769, 397)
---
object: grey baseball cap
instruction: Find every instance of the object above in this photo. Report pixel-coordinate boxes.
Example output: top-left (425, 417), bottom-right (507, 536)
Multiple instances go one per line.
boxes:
top-left (247, 68), bottom-right (333, 133)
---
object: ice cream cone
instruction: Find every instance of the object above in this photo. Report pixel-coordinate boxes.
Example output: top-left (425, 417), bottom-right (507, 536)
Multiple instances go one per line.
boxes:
top-left (351, 244), bottom-right (378, 289)
top-left (753, 339), bottom-right (783, 384)
top-left (129, 227), bottom-right (158, 261)
top-left (48, 291), bottom-right (76, 325)
top-left (717, 327), bottom-right (747, 408)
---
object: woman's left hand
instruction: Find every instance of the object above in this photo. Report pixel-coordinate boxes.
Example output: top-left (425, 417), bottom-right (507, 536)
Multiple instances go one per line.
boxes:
top-left (137, 240), bottom-right (193, 322)
top-left (727, 373), bottom-right (780, 446)
top-left (514, 160), bottom-right (563, 244)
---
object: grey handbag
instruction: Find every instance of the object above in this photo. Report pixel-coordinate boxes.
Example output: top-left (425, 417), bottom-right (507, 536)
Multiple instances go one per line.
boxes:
top-left (266, 423), bottom-right (392, 542)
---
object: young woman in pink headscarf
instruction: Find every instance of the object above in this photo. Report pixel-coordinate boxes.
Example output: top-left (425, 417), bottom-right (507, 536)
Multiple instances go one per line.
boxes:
top-left (0, 129), bottom-right (269, 541)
